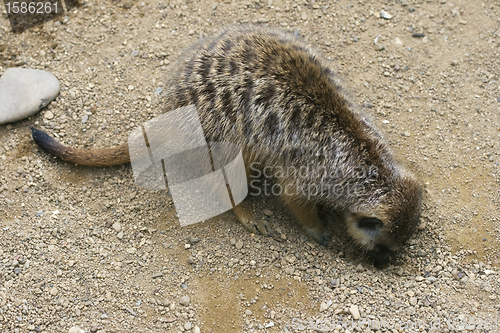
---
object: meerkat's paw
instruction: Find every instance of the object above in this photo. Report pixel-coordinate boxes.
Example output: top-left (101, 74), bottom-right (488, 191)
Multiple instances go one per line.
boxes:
top-left (304, 226), bottom-right (332, 246)
top-left (256, 219), bottom-right (272, 237)
top-left (239, 219), bottom-right (261, 234)
top-left (232, 204), bottom-right (273, 236)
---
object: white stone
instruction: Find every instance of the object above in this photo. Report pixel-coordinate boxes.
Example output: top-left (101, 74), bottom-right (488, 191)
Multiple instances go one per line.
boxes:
top-left (69, 326), bottom-right (84, 333)
top-left (179, 295), bottom-right (190, 306)
top-left (0, 68), bottom-right (60, 124)
top-left (380, 10), bottom-right (393, 19)
top-left (349, 304), bottom-right (361, 320)
top-left (44, 111), bottom-right (54, 119)
top-left (112, 222), bottom-right (122, 232)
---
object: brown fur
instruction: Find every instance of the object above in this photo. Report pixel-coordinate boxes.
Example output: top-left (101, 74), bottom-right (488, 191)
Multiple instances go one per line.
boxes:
top-left (32, 26), bottom-right (422, 265)
top-left (31, 127), bottom-right (129, 166)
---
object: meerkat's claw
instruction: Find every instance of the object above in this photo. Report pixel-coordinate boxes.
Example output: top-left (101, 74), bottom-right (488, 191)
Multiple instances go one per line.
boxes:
top-left (240, 220), bottom-right (260, 235)
top-left (304, 227), bottom-right (332, 246)
top-left (232, 204), bottom-right (260, 235)
top-left (256, 219), bottom-right (272, 237)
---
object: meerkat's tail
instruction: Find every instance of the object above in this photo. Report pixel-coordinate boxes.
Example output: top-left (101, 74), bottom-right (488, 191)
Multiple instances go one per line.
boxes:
top-left (31, 127), bottom-right (130, 167)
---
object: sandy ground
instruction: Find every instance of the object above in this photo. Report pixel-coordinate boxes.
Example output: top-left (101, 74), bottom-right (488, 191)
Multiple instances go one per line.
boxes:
top-left (1, 0), bottom-right (500, 332)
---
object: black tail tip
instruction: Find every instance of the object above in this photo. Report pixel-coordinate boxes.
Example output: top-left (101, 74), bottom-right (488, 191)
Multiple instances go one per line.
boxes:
top-left (30, 126), bottom-right (57, 148)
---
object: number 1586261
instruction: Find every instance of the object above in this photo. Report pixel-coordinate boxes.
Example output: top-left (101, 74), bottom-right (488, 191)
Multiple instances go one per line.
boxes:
top-left (6, 2), bottom-right (59, 14)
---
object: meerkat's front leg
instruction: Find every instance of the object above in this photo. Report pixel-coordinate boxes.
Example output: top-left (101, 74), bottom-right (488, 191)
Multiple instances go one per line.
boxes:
top-left (230, 158), bottom-right (273, 236)
top-left (281, 192), bottom-right (332, 245)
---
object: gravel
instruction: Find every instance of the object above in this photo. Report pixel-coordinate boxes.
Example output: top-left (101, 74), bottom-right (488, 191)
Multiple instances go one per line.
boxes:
top-left (1, 0), bottom-right (499, 332)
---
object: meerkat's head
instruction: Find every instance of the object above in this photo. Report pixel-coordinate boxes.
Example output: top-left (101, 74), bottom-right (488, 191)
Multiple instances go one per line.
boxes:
top-left (344, 168), bottom-right (422, 266)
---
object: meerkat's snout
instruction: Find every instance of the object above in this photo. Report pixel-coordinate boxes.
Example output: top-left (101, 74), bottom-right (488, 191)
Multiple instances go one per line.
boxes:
top-left (355, 217), bottom-right (396, 266)
top-left (345, 212), bottom-right (402, 266)
top-left (369, 244), bottom-right (392, 267)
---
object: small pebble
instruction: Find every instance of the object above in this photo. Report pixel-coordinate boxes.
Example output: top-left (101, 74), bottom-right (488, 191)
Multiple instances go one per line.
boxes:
top-left (44, 111), bottom-right (54, 119)
top-left (263, 208), bottom-right (273, 216)
top-left (380, 10), bottom-right (393, 19)
top-left (69, 327), bottom-right (84, 333)
top-left (123, 0), bottom-right (134, 9)
top-left (179, 295), bottom-right (190, 306)
top-left (319, 301), bottom-right (331, 312)
top-left (190, 237), bottom-right (200, 244)
top-left (349, 304), bottom-right (360, 320)
top-left (112, 222), bottom-right (122, 232)
top-left (426, 276), bottom-right (437, 283)
top-left (235, 240), bottom-right (243, 250)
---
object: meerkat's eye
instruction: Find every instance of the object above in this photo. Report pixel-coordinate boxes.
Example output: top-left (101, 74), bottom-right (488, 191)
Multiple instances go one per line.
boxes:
top-left (358, 217), bottom-right (384, 231)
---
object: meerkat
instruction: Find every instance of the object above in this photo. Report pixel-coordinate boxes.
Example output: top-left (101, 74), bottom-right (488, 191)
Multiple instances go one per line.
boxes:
top-left (31, 26), bottom-right (422, 266)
